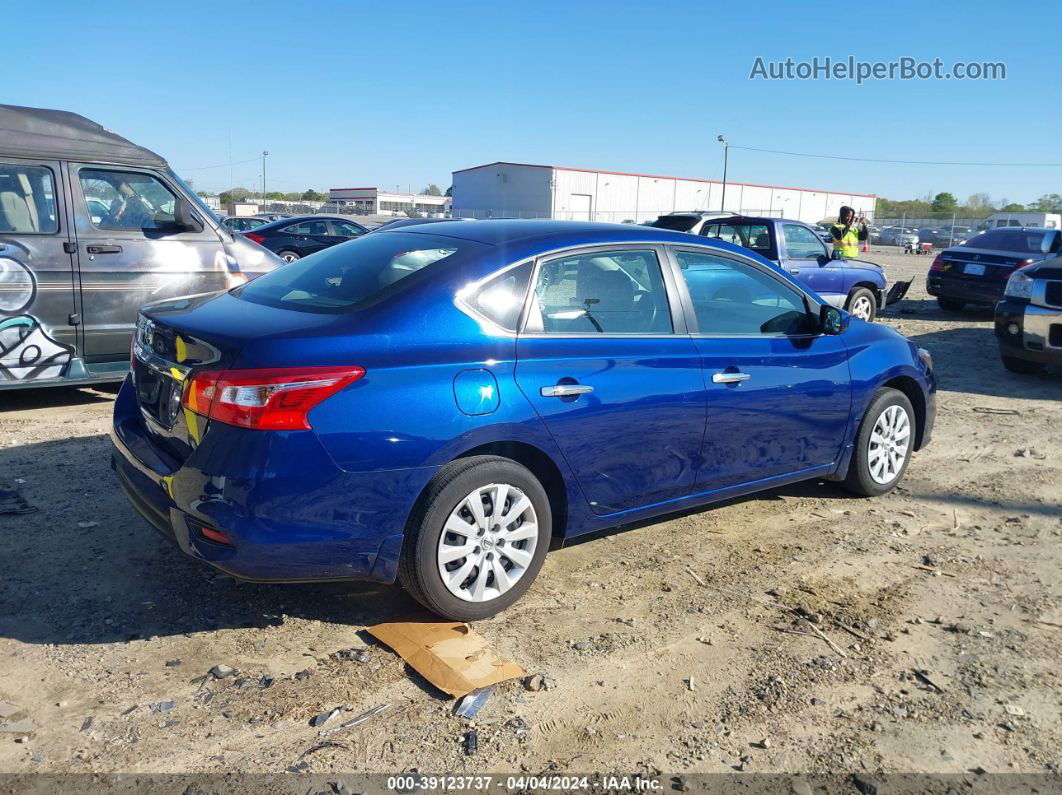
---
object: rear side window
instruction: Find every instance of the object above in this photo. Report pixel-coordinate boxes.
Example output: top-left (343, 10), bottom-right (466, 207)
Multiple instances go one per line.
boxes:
top-left (650, 215), bottom-right (699, 232)
top-left (463, 261), bottom-right (533, 331)
top-left (0, 163), bottom-right (58, 234)
top-left (701, 222), bottom-right (771, 253)
top-left (236, 231), bottom-right (481, 312)
top-left (525, 249), bottom-right (672, 334)
top-left (283, 221), bottom-right (329, 235)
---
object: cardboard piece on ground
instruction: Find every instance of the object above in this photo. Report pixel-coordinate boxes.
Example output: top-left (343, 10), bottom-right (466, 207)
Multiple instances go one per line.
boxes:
top-left (367, 621), bottom-right (525, 698)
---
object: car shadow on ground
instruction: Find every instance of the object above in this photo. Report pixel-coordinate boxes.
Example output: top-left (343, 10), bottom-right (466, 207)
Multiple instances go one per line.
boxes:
top-left (880, 298), bottom-right (996, 324)
top-left (0, 433), bottom-right (429, 648)
top-left (0, 384), bottom-right (118, 411)
top-left (908, 326), bottom-right (1061, 399)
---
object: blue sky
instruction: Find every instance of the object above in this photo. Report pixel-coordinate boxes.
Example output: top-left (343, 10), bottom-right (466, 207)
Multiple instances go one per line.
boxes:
top-left (9, 1), bottom-right (1060, 204)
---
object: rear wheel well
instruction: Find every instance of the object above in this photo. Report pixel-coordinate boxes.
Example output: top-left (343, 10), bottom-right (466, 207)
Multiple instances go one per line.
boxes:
top-left (882, 376), bottom-right (926, 450)
top-left (455, 442), bottom-right (568, 538)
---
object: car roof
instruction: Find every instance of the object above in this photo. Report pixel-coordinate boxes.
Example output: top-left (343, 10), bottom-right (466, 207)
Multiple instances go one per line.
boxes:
top-left (250, 214), bottom-right (364, 231)
top-left (379, 218), bottom-right (782, 263)
top-left (0, 103), bottom-right (166, 168)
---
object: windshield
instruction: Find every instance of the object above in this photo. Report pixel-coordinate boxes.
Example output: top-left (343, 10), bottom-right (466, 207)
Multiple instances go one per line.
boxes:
top-left (650, 215), bottom-right (699, 232)
top-left (235, 231), bottom-right (483, 312)
top-left (962, 229), bottom-right (1047, 252)
top-left (167, 169), bottom-right (222, 225)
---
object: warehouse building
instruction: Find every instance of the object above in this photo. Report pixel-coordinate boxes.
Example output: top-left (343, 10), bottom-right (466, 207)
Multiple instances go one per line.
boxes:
top-left (450, 161), bottom-right (875, 224)
top-left (328, 187), bottom-right (450, 217)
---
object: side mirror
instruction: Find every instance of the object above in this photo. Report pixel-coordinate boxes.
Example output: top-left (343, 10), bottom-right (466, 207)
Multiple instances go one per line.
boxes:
top-left (174, 199), bottom-right (204, 233)
top-left (819, 304), bottom-right (849, 335)
top-left (817, 254), bottom-right (831, 266)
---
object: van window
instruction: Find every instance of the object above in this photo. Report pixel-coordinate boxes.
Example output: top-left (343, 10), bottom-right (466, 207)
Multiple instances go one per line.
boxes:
top-left (0, 163), bottom-right (58, 234)
top-left (78, 169), bottom-right (178, 231)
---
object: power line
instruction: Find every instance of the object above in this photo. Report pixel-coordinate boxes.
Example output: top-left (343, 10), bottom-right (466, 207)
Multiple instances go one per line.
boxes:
top-left (176, 156), bottom-right (262, 172)
top-left (729, 144), bottom-right (1062, 168)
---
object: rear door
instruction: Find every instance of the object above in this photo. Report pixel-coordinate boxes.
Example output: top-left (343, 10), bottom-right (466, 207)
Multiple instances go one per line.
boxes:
top-left (68, 164), bottom-right (230, 362)
top-left (514, 246), bottom-right (706, 514)
top-left (779, 222), bottom-right (844, 306)
top-left (282, 219), bottom-right (334, 256)
top-left (0, 158), bottom-right (78, 383)
top-left (668, 246), bottom-right (852, 490)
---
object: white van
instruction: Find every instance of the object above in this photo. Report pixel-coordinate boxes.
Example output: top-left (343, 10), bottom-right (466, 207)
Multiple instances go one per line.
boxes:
top-left (979, 212), bottom-right (1061, 230)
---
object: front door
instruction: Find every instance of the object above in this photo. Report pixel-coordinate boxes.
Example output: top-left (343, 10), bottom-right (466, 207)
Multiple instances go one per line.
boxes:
top-left (514, 246), bottom-right (705, 514)
top-left (779, 222), bottom-right (844, 306)
top-left (669, 246), bottom-right (852, 490)
top-left (0, 158), bottom-right (78, 382)
top-left (68, 164), bottom-right (230, 361)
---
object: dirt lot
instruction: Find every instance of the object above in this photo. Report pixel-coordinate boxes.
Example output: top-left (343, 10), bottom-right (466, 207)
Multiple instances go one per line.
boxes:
top-left (1, 247), bottom-right (1059, 781)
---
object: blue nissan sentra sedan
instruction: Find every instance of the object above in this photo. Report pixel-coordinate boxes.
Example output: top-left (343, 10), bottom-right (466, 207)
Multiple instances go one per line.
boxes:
top-left (111, 220), bottom-right (936, 620)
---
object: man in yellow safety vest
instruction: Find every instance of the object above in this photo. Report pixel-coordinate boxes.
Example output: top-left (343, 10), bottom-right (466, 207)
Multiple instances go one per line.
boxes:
top-left (830, 206), bottom-right (869, 259)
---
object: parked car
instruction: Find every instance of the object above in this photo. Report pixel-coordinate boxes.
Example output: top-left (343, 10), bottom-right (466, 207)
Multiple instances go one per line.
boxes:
top-left (994, 256), bottom-right (1062, 373)
top-left (927, 227), bottom-right (1062, 311)
top-left (879, 226), bottom-right (920, 247)
top-left (111, 220), bottom-right (936, 620)
top-left (0, 103), bottom-right (280, 391)
top-left (221, 216), bottom-right (268, 233)
top-left (921, 226), bottom-right (973, 247)
top-left (695, 215), bottom-right (900, 321)
top-left (242, 215), bottom-right (369, 261)
top-left (648, 211), bottom-right (734, 235)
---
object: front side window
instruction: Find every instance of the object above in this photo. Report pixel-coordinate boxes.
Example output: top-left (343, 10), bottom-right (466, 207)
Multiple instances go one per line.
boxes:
top-left (783, 224), bottom-right (827, 259)
top-left (0, 163), bottom-right (58, 234)
top-left (525, 249), bottom-right (672, 334)
top-left (333, 220), bottom-right (366, 237)
top-left (673, 249), bottom-right (813, 336)
top-left (79, 169), bottom-right (177, 230)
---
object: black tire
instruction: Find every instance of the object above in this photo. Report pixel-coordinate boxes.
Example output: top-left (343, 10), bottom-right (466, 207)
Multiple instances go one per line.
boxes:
top-left (936, 297), bottom-right (965, 311)
top-left (278, 250), bottom-right (301, 263)
top-left (398, 455), bottom-right (551, 621)
top-left (1001, 354), bottom-right (1045, 375)
top-left (843, 388), bottom-right (917, 497)
top-left (845, 287), bottom-right (878, 322)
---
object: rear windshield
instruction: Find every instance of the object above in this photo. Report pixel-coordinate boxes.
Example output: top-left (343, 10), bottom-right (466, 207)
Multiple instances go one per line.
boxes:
top-left (962, 229), bottom-right (1047, 252)
top-left (650, 215), bottom-right (699, 232)
top-left (235, 231), bottom-right (481, 312)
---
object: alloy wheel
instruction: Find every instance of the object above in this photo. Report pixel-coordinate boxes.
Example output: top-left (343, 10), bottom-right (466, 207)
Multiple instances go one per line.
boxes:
top-left (851, 295), bottom-right (874, 321)
top-left (437, 483), bottom-right (539, 603)
top-left (868, 404), bottom-right (911, 485)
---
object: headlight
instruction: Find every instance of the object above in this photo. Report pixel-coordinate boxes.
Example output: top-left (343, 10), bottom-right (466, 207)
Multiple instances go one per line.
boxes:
top-left (1004, 270), bottom-right (1034, 300)
top-left (917, 347), bottom-right (933, 371)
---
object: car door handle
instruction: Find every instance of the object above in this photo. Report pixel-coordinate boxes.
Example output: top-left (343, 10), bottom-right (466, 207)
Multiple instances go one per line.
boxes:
top-left (540, 384), bottom-right (593, 397)
top-left (789, 268), bottom-right (800, 274)
top-left (712, 371), bottom-right (751, 384)
top-left (86, 245), bottom-right (122, 254)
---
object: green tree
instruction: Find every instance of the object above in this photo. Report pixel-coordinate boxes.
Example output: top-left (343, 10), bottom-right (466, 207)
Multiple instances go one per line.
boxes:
top-left (963, 193), bottom-right (995, 214)
top-left (930, 192), bottom-right (957, 212)
top-left (1030, 193), bottom-right (1062, 212)
top-left (420, 184), bottom-right (442, 196)
top-left (301, 189), bottom-right (324, 202)
top-left (445, 185), bottom-right (453, 197)
top-left (1000, 202), bottom-right (1025, 212)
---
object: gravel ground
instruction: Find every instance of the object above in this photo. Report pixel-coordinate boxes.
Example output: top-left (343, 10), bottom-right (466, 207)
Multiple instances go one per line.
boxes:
top-left (0, 246), bottom-right (1059, 779)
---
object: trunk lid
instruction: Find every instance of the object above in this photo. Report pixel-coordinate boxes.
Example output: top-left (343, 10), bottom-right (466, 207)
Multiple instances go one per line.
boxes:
top-left (940, 246), bottom-right (1042, 282)
top-left (132, 291), bottom-right (348, 463)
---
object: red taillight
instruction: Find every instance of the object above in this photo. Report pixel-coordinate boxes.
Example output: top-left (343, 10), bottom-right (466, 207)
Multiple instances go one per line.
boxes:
top-left (243, 232), bottom-right (265, 245)
top-left (929, 254), bottom-right (944, 272)
top-left (182, 366), bottom-right (365, 431)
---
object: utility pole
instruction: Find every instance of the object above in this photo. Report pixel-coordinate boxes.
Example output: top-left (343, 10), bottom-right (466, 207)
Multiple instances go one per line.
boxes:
top-left (262, 150), bottom-right (269, 209)
top-left (717, 134), bottom-right (729, 212)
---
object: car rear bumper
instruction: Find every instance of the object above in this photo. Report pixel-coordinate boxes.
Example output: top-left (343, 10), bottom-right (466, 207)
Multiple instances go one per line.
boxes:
top-left (926, 273), bottom-right (1006, 305)
top-left (995, 299), bottom-right (1062, 365)
top-left (110, 375), bottom-right (435, 584)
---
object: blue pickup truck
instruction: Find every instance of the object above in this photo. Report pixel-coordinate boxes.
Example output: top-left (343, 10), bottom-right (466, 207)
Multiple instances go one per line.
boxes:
top-left (652, 214), bottom-right (907, 322)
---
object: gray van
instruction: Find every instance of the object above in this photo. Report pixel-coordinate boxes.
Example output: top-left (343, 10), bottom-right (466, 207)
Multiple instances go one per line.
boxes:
top-left (0, 104), bottom-right (281, 389)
